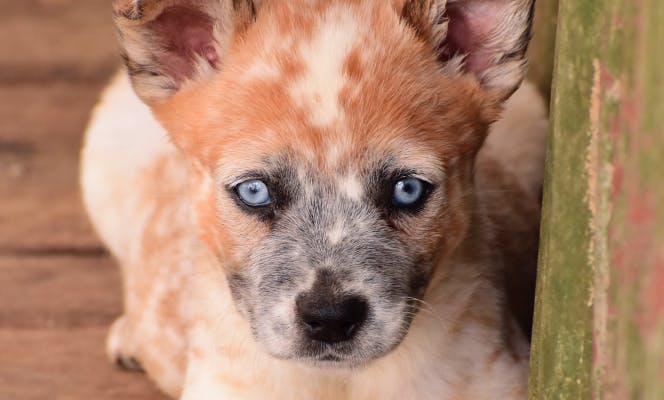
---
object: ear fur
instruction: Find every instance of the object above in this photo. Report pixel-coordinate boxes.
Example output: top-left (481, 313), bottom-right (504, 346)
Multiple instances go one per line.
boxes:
top-left (402, 0), bottom-right (534, 99)
top-left (113, 0), bottom-right (256, 104)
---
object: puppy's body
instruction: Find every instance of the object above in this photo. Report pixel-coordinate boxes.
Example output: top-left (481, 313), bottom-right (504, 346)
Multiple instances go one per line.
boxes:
top-left (81, 1), bottom-right (547, 399)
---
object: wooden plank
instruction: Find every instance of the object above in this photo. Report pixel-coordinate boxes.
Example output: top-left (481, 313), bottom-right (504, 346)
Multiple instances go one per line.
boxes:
top-left (0, 3), bottom-right (165, 398)
top-left (0, 83), bottom-right (109, 252)
top-left (0, 255), bottom-right (167, 398)
top-left (0, 0), bottom-right (118, 252)
top-left (0, 0), bottom-right (117, 85)
top-left (529, 0), bottom-right (664, 398)
top-left (0, 327), bottom-right (167, 400)
top-left (0, 256), bottom-right (120, 329)
top-left (0, 254), bottom-right (167, 398)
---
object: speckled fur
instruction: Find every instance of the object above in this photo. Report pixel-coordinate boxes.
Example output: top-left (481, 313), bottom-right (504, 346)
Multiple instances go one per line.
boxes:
top-left (81, 1), bottom-right (546, 398)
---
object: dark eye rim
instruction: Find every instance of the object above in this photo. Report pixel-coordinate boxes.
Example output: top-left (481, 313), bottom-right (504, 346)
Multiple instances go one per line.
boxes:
top-left (227, 177), bottom-right (276, 221)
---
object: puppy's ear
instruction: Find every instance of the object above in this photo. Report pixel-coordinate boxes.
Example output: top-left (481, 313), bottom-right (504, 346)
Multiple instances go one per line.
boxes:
top-left (402, 0), bottom-right (534, 99)
top-left (113, 0), bottom-right (257, 104)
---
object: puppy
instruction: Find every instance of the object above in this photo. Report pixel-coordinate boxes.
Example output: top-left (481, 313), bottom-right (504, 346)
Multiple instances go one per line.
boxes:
top-left (81, 0), bottom-right (547, 398)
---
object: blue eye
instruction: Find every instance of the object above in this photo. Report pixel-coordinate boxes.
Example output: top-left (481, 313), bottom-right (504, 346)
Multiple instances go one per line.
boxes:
top-left (236, 179), bottom-right (271, 206)
top-left (392, 178), bottom-right (426, 207)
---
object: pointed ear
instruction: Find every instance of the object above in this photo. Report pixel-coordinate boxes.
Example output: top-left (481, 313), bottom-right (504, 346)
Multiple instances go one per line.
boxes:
top-left (402, 0), bottom-right (534, 99)
top-left (113, 0), bottom-right (257, 104)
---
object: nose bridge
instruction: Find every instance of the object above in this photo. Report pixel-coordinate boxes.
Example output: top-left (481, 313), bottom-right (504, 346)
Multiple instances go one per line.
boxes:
top-left (307, 267), bottom-right (344, 298)
top-left (307, 204), bottom-right (373, 280)
top-left (298, 183), bottom-right (372, 240)
top-left (276, 179), bottom-right (394, 290)
top-left (308, 262), bottom-right (371, 313)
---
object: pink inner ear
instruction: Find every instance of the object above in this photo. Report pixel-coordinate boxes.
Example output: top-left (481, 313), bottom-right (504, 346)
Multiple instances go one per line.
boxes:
top-left (150, 6), bottom-right (219, 81)
top-left (440, 2), bottom-right (503, 75)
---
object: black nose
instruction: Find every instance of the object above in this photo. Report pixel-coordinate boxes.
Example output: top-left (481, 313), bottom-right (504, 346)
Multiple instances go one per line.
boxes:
top-left (296, 294), bottom-right (369, 344)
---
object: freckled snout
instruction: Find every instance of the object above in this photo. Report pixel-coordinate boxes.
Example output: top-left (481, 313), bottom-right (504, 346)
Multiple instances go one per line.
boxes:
top-left (296, 293), bottom-right (369, 344)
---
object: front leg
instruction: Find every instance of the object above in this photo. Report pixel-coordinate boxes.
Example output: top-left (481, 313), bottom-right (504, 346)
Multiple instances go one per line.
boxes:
top-left (106, 316), bottom-right (144, 372)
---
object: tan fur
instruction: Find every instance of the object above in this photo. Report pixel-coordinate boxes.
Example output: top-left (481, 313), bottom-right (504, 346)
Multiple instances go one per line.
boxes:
top-left (81, 1), bottom-right (546, 399)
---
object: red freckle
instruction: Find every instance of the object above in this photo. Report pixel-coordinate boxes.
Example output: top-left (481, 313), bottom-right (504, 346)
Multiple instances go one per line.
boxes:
top-left (612, 248), bottom-right (624, 270)
top-left (627, 191), bottom-right (654, 225)
top-left (651, 261), bottom-right (664, 313)
top-left (607, 300), bottom-right (619, 321)
top-left (592, 338), bottom-right (598, 364)
top-left (612, 163), bottom-right (624, 198)
top-left (621, 98), bottom-right (639, 131)
top-left (612, 13), bottom-right (624, 29)
top-left (599, 63), bottom-right (614, 87)
top-left (635, 257), bottom-right (664, 338)
top-left (609, 113), bottom-right (621, 140)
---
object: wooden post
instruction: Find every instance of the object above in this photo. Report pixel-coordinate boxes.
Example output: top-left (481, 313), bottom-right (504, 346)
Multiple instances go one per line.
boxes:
top-left (529, 0), bottom-right (664, 398)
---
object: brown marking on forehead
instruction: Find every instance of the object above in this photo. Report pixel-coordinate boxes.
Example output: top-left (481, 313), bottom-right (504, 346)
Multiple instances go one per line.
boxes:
top-left (151, 0), bottom-right (504, 270)
top-left (270, 0), bottom-right (316, 39)
top-left (342, 47), bottom-right (364, 82)
top-left (275, 50), bottom-right (306, 80)
top-left (156, 0), bottom-right (497, 168)
top-left (329, 3), bottom-right (499, 170)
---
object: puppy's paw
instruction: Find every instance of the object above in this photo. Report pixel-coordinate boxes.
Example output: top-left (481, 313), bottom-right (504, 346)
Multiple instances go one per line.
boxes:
top-left (107, 316), bottom-right (143, 372)
top-left (115, 355), bottom-right (144, 372)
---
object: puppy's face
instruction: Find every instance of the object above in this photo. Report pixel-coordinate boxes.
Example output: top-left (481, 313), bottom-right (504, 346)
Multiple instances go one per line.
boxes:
top-left (155, 2), bottom-right (494, 366)
top-left (119, 0), bottom-right (532, 367)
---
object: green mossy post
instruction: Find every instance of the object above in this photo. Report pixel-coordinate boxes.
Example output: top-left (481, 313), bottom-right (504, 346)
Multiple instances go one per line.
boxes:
top-left (529, 0), bottom-right (664, 398)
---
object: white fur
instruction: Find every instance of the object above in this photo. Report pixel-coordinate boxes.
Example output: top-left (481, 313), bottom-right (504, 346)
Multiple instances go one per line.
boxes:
top-left (337, 172), bottom-right (364, 201)
top-left (241, 60), bottom-right (281, 83)
top-left (326, 219), bottom-right (347, 245)
top-left (80, 71), bottom-right (178, 263)
top-left (289, 5), bottom-right (359, 127)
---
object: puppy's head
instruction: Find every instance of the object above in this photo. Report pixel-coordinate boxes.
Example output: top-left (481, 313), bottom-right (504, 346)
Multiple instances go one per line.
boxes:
top-left (114, 0), bottom-right (533, 366)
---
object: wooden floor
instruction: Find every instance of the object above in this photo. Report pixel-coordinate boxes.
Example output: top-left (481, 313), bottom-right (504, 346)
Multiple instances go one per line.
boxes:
top-left (0, 1), bottom-right (167, 398)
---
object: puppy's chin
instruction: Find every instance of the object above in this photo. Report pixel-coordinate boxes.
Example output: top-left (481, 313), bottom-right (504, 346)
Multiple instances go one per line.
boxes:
top-left (261, 347), bottom-right (354, 365)
top-left (262, 337), bottom-right (406, 371)
top-left (258, 340), bottom-right (384, 370)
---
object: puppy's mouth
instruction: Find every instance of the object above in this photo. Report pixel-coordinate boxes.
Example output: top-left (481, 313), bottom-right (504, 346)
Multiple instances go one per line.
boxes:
top-left (318, 353), bottom-right (343, 362)
top-left (300, 348), bottom-right (369, 369)
top-left (258, 300), bottom-right (422, 369)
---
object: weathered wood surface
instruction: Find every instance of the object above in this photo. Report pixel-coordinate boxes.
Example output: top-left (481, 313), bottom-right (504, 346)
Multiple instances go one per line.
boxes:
top-left (529, 0), bottom-right (664, 398)
top-left (0, 1), bottom-right (166, 398)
